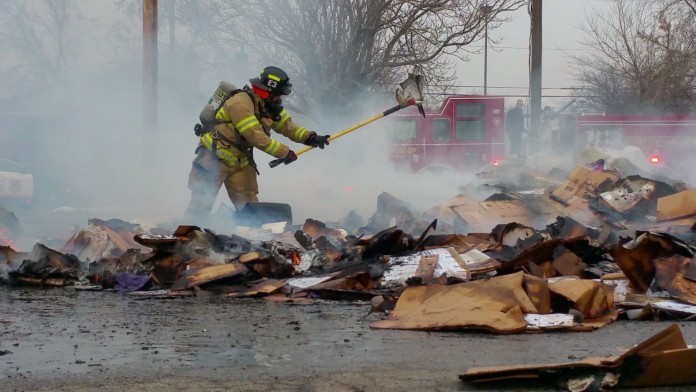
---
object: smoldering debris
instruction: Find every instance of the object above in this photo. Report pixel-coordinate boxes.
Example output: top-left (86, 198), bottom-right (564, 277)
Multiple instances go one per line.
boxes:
top-left (1, 151), bottom-right (696, 388)
top-left (3, 147), bottom-right (696, 390)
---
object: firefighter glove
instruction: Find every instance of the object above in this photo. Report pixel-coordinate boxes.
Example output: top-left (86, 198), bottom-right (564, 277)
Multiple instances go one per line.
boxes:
top-left (305, 132), bottom-right (330, 149)
top-left (280, 150), bottom-right (298, 165)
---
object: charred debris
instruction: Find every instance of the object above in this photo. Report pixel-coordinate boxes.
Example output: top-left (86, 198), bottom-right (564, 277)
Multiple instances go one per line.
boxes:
top-left (2, 157), bottom-right (696, 338)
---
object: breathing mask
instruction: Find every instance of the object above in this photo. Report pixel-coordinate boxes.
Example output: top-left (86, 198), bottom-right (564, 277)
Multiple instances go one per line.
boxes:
top-left (266, 95), bottom-right (284, 122)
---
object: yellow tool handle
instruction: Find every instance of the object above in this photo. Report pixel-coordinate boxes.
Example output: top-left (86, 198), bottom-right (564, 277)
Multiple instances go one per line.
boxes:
top-left (294, 112), bottom-right (386, 157)
top-left (269, 100), bottom-right (416, 168)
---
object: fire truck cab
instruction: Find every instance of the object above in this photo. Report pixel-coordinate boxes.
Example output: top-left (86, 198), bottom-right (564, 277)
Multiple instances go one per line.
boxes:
top-left (389, 95), bottom-right (506, 174)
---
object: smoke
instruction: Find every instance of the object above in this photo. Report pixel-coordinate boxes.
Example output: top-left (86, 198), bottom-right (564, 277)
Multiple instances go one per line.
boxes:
top-left (257, 116), bottom-right (480, 225)
top-left (0, 1), bottom-right (490, 240)
top-left (0, 1), bottom-right (229, 237)
top-left (13, 0), bottom-right (696, 243)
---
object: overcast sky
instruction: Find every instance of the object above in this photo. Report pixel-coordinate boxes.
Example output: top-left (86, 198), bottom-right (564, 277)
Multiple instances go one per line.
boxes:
top-left (455, 0), bottom-right (614, 106)
top-left (9, 0), bottom-right (615, 107)
top-left (78, 0), bottom-right (614, 97)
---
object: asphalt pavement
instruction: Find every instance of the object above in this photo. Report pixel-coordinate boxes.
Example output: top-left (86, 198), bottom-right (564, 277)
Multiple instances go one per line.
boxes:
top-left (2, 288), bottom-right (696, 391)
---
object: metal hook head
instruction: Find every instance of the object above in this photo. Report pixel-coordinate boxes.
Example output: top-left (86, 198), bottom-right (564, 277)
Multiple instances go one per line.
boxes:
top-left (395, 66), bottom-right (425, 107)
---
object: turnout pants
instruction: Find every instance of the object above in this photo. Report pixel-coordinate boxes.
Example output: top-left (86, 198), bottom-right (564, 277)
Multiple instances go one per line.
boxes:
top-left (183, 147), bottom-right (259, 223)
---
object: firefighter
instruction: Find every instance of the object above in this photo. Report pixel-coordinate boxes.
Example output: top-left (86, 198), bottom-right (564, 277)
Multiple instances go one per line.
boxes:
top-left (505, 99), bottom-right (527, 158)
top-left (183, 66), bottom-right (330, 223)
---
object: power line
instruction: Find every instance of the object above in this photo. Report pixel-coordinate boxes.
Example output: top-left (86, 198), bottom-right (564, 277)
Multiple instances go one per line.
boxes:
top-left (467, 45), bottom-right (589, 51)
top-left (426, 92), bottom-right (591, 98)
top-left (428, 85), bottom-right (583, 90)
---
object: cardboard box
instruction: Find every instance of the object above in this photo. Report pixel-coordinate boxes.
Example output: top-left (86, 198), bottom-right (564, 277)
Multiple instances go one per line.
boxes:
top-left (551, 166), bottom-right (619, 204)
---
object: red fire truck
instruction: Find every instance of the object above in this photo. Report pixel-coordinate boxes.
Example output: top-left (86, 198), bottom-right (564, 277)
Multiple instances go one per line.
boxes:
top-left (575, 114), bottom-right (696, 171)
top-left (389, 94), bottom-right (696, 173)
top-left (389, 95), bottom-right (506, 174)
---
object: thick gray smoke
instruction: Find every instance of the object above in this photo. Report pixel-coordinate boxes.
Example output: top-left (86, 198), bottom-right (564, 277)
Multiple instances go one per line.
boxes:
top-left (0, 1), bottom-right (482, 239)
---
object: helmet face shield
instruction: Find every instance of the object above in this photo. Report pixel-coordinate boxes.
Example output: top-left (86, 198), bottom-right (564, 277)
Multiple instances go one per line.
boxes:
top-left (277, 82), bottom-right (292, 96)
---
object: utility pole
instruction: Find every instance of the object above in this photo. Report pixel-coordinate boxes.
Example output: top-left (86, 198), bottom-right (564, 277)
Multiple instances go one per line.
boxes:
top-left (166, 0), bottom-right (175, 52)
top-left (529, 0), bottom-right (542, 154)
top-left (143, 0), bottom-right (158, 132)
top-left (481, 4), bottom-right (493, 96)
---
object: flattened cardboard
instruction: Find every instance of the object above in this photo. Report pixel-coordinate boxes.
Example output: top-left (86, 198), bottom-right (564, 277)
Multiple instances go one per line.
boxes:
top-left (461, 324), bottom-right (696, 388)
top-left (459, 248), bottom-right (500, 273)
top-left (171, 263), bottom-right (247, 290)
top-left (239, 251), bottom-right (262, 263)
top-left (450, 199), bottom-right (538, 233)
top-left (623, 348), bottom-right (696, 387)
top-left (226, 279), bottom-right (286, 297)
top-left (370, 272), bottom-right (532, 333)
top-left (656, 188), bottom-right (696, 222)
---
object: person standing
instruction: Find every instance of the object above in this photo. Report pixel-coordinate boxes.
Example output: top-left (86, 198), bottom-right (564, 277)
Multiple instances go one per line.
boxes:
top-left (505, 99), bottom-right (527, 157)
top-left (183, 66), bottom-right (330, 223)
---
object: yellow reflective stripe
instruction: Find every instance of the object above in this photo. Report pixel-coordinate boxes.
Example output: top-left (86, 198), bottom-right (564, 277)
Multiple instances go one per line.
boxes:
top-left (264, 139), bottom-right (281, 156)
top-left (267, 74), bottom-right (280, 82)
top-left (234, 114), bottom-right (257, 129)
top-left (294, 127), bottom-right (308, 140)
top-left (216, 107), bottom-right (231, 122)
top-left (199, 134), bottom-right (249, 168)
top-left (200, 133), bottom-right (214, 149)
top-left (273, 110), bottom-right (290, 129)
top-left (235, 115), bottom-right (260, 134)
top-left (237, 119), bottom-right (260, 134)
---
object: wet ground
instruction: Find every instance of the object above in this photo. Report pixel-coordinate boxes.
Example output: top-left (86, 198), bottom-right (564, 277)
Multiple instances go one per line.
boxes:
top-left (2, 288), bottom-right (696, 391)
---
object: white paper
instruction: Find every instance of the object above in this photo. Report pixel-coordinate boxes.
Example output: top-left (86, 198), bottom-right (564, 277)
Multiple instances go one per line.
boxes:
top-left (286, 276), bottom-right (333, 289)
top-left (651, 301), bottom-right (696, 315)
top-left (525, 313), bottom-right (575, 329)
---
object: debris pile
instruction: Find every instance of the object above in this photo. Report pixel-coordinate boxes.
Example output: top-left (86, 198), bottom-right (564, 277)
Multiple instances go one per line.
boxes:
top-left (2, 155), bottom-right (696, 338)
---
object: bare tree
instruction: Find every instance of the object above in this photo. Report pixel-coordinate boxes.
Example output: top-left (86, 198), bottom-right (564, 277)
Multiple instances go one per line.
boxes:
top-left (112, 1), bottom-right (524, 119)
top-left (112, 0), bottom-right (248, 99)
top-left (0, 0), bottom-right (87, 90)
top-left (222, 0), bottom-right (525, 118)
top-left (669, 0), bottom-right (696, 14)
top-left (572, 0), bottom-right (696, 114)
top-left (113, 0), bottom-right (246, 66)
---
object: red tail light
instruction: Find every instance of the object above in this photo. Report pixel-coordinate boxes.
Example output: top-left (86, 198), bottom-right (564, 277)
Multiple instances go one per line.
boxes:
top-left (649, 155), bottom-right (661, 164)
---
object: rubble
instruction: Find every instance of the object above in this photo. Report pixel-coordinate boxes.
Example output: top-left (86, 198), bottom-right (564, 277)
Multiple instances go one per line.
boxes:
top-left (3, 151), bottom-right (696, 347)
top-left (171, 263), bottom-right (249, 290)
top-left (551, 164), bottom-right (620, 205)
top-left (7, 243), bottom-right (81, 287)
top-left (366, 192), bottom-right (417, 232)
top-left (591, 175), bottom-right (677, 220)
top-left (61, 218), bottom-right (149, 261)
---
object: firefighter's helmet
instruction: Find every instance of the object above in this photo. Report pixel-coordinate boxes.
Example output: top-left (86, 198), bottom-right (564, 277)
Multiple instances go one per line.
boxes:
top-left (250, 66), bottom-right (292, 96)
